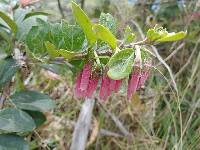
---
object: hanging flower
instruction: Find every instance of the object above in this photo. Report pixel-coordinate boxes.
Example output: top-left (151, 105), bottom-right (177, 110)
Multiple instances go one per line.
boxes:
top-left (74, 62), bottom-right (99, 99)
top-left (127, 45), bottom-right (142, 99)
top-left (127, 46), bottom-right (152, 99)
top-left (137, 59), bottom-right (152, 89)
top-left (99, 73), bottom-right (111, 100)
top-left (127, 67), bottom-right (141, 99)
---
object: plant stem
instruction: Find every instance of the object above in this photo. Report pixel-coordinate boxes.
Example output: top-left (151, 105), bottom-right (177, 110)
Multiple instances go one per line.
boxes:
top-left (57, 0), bottom-right (65, 19)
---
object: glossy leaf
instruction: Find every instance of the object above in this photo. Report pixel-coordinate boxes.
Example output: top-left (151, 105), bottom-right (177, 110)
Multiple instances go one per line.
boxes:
top-left (156, 31), bottom-right (187, 42)
top-left (0, 11), bottom-right (17, 35)
top-left (0, 108), bottom-right (35, 133)
top-left (0, 58), bottom-right (19, 88)
top-left (107, 48), bottom-right (135, 80)
top-left (93, 24), bottom-right (117, 49)
top-left (10, 91), bottom-right (55, 112)
top-left (23, 11), bottom-right (50, 21)
top-left (0, 134), bottom-right (29, 150)
top-left (71, 2), bottom-right (96, 45)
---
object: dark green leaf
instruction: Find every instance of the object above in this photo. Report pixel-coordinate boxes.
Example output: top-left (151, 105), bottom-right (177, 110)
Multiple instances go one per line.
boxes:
top-left (10, 91), bottom-right (55, 112)
top-left (0, 108), bottom-right (35, 133)
top-left (0, 134), bottom-right (29, 150)
top-left (0, 58), bottom-right (19, 88)
top-left (0, 11), bottom-right (17, 35)
top-left (0, 29), bottom-right (13, 59)
top-left (107, 48), bottom-right (134, 80)
top-left (93, 24), bottom-right (117, 50)
top-left (23, 11), bottom-right (50, 21)
top-left (71, 2), bottom-right (96, 45)
top-left (24, 110), bottom-right (46, 127)
top-left (26, 19), bottom-right (50, 56)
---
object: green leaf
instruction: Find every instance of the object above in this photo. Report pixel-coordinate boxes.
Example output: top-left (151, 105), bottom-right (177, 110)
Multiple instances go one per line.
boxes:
top-left (26, 26), bottom-right (46, 56)
top-left (0, 29), bottom-right (13, 59)
top-left (107, 48), bottom-right (134, 80)
top-left (0, 134), bottom-right (29, 150)
top-left (14, 8), bottom-right (48, 41)
top-left (45, 41), bottom-right (60, 58)
top-left (10, 91), bottom-right (55, 112)
top-left (50, 22), bottom-right (85, 51)
top-left (58, 49), bottom-right (78, 60)
top-left (147, 26), bottom-right (186, 42)
top-left (71, 1), bottom-right (96, 45)
top-left (26, 20), bottom-right (85, 57)
top-left (146, 28), bottom-right (166, 41)
top-left (99, 13), bottom-right (117, 35)
top-left (0, 58), bottom-right (19, 88)
top-left (24, 110), bottom-right (46, 127)
top-left (45, 41), bottom-right (81, 60)
top-left (23, 11), bottom-right (50, 21)
top-left (156, 31), bottom-right (187, 42)
top-left (0, 11), bottom-right (17, 35)
top-left (0, 108), bottom-right (35, 133)
top-left (124, 25), bottom-right (135, 44)
top-left (93, 24), bottom-right (117, 49)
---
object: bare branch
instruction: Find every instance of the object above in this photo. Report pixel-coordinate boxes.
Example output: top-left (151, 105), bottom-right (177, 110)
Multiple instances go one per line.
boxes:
top-left (70, 98), bottom-right (95, 150)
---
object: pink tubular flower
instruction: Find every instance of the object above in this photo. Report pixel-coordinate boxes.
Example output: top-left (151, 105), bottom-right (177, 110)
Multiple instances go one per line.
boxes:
top-left (114, 80), bottom-right (122, 92)
top-left (99, 72), bottom-right (122, 100)
top-left (137, 59), bottom-right (152, 89)
top-left (80, 63), bottom-right (92, 91)
top-left (74, 62), bottom-right (99, 99)
top-left (127, 68), bottom-right (140, 99)
top-left (99, 74), bottom-right (111, 100)
top-left (127, 45), bottom-right (142, 99)
top-left (110, 79), bottom-right (122, 93)
top-left (74, 72), bottom-right (86, 99)
top-left (86, 75), bottom-right (99, 98)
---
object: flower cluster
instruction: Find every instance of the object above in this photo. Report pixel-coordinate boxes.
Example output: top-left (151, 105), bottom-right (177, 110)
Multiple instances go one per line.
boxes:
top-left (74, 63), bottom-right (99, 99)
top-left (74, 48), bottom-right (152, 100)
top-left (74, 63), bottom-right (122, 100)
top-left (127, 58), bottom-right (151, 99)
